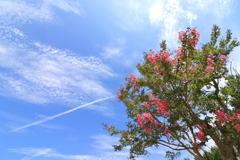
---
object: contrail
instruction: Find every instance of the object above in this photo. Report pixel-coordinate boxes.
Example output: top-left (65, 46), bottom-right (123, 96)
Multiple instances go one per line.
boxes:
top-left (11, 96), bottom-right (115, 132)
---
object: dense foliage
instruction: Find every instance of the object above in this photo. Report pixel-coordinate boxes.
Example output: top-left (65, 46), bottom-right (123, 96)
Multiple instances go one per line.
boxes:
top-left (103, 25), bottom-right (240, 160)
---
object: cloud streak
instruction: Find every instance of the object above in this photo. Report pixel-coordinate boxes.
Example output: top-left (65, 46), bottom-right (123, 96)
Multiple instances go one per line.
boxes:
top-left (11, 96), bottom-right (115, 132)
top-left (0, 26), bottom-right (115, 104)
top-left (10, 147), bottom-right (130, 160)
top-left (0, 0), bottom-right (84, 24)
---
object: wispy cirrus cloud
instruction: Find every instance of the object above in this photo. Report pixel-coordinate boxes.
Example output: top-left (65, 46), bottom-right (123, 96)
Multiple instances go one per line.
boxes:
top-left (148, 0), bottom-right (237, 49)
top-left (0, 0), bottom-right (84, 24)
top-left (0, 26), bottom-right (115, 104)
top-left (9, 147), bottom-right (133, 160)
top-left (100, 38), bottom-right (140, 67)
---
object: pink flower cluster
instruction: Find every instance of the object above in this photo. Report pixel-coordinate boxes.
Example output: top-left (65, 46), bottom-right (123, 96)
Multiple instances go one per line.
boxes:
top-left (205, 52), bottom-right (215, 72)
top-left (173, 122), bottom-right (179, 127)
top-left (190, 28), bottom-right (200, 49)
top-left (195, 130), bottom-right (207, 142)
top-left (195, 123), bottom-right (207, 142)
top-left (188, 64), bottom-right (197, 73)
top-left (215, 109), bottom-right (231, 124)
top-left (142, 101), bottom-right (151, 108)
top-left (213, 109), bottom-right (240, 132)
top-left (178, 31), bottom-right (186, 41)
top-left (235, 124), bottom-right (240, 131)
top-left (147, 50), bottom-right (177, 66)
top-left (129, 73), bottom-right (139, 89)
top-left (164, 128), bottom-right (170, 135)
top-left (130, 73), bottom-right (139, 83)
top-left (117, 93), bottom-right (122, 102)
top-left (178, 28), bottom-right (200, 49)
top-left (136, 113), bottom-right (159, 135)
top-left (174, 47), bottom-right (184, 61)
top-left (137, 94), bottom-right (171, 135)
top-left (144, 93), bottom-right (171, 115)
top-left (178, 68), bottom-right (184, 73)
top-left (234, 109), bottom-right (240, 120)
top-left (219, 55), bottom-right (228, 62)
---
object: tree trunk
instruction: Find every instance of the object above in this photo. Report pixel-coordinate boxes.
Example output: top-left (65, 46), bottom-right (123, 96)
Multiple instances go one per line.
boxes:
top-left (233, 146), bottom-right (240, 160)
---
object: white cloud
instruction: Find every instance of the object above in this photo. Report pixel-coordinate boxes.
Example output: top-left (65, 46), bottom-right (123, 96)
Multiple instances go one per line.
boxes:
top-left (10, 148), bottom-right (52, 160)
top-left (85, 104), bottom-right (115, 116)
top-left (100, 38), bottom-right (141, 67)
top-left (0, 0), bottom-right (84, 24)
top-left (148, 0), bottom-right (237, 49)
top-left (149, 0), bottom-right (197, 49)
top-left (9, 147), bottom-right (132, 160)
top-left (91, 134), bottom-right (119, 150)
top-left (111, 0), bottom-right (148, 31)
top-left (101, 47), bottom-right (121, 59)
top-left (0, 26), bottom-right (115, 104)
top-left (91, 134), bottom-right (145, 160)
top-left (100, 38), bottom-right (125, 59)
top-left (186, 0), bottom-right (237, 19)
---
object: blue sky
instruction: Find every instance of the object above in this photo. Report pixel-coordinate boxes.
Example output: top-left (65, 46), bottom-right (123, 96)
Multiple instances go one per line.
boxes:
top-left (0, 0), bottom-right (240, 160)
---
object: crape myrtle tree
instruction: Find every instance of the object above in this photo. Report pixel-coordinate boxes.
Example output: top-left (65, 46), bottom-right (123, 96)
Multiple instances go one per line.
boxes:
top-left (103, 25), bottom-right (240, 160)
top-left (194, 73), bottom-right (240, 160)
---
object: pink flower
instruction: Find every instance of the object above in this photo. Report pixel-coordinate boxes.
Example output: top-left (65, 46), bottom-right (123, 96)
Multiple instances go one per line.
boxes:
top-left (237, 109), bottom-right (240, 114)
top-left (198, 124), bottom-right (207, 131)
top-left (130, 73), bottom-right (139, 83)
top-left (159, 50), bottom-right (170, 61)
top-left (219, 55), bottom-right (228, 62)
top-left (195, 131), bottom-right (206, 142)
top-left (178, 68), bottom-right (184, 73)
top-left (178, 31), bottom-right (186, 41)
top-left (225, 114), bottom-right (232, 120)
top-left (191, 28), bottom-right (200, 39)
top-left (174, 122), bottom-right (179, 127)
top-left (143, 112), bottom-right (152, 122)
top-left (164, 128), bottom-right (170, 135)
top-left (153, 99), bottom-right (171, 115)
top-left (147, 54), bottom-right (158, 64)
top-left (136, 114), bottom-right (145, 128)
top-left (156, 72), bottom-right (162, 77)
top-left (148, 93), bottom-right (155, 101)
top-left (152, 120), bottom-right (159, 128)
top-left (134, 84), bottom-right (139, 89)
top-left (175, 47), bottom-right (184, 55)
top-left (142, 102), bottom-right (151, 108)
top-left (144, 128), bottom-right (151, 135)
top-left (153, 66), bottom-right (159, 70)
top-left (157, 109), bottom-right (170, 115)
top-left (207, 58), bottom-right (215, 66)
top-left (235, 113), bottom-right (240, 120)
top-left (188, 64), bottom-right (197, 73)
top-left (235, 124), bottom-right (240, 131)
top-left (166, 58), bottom-right (177, 65)
top-left (189, 29), bottom-right (200, 49)
top-left (117, 93), bottom-right (122, 102)
top-left (205, 66), bottom-right (214, 72)
top-left (215, 110), bottom-right (227, 124)
top-left (209, 52), bottom-right (213, 58)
